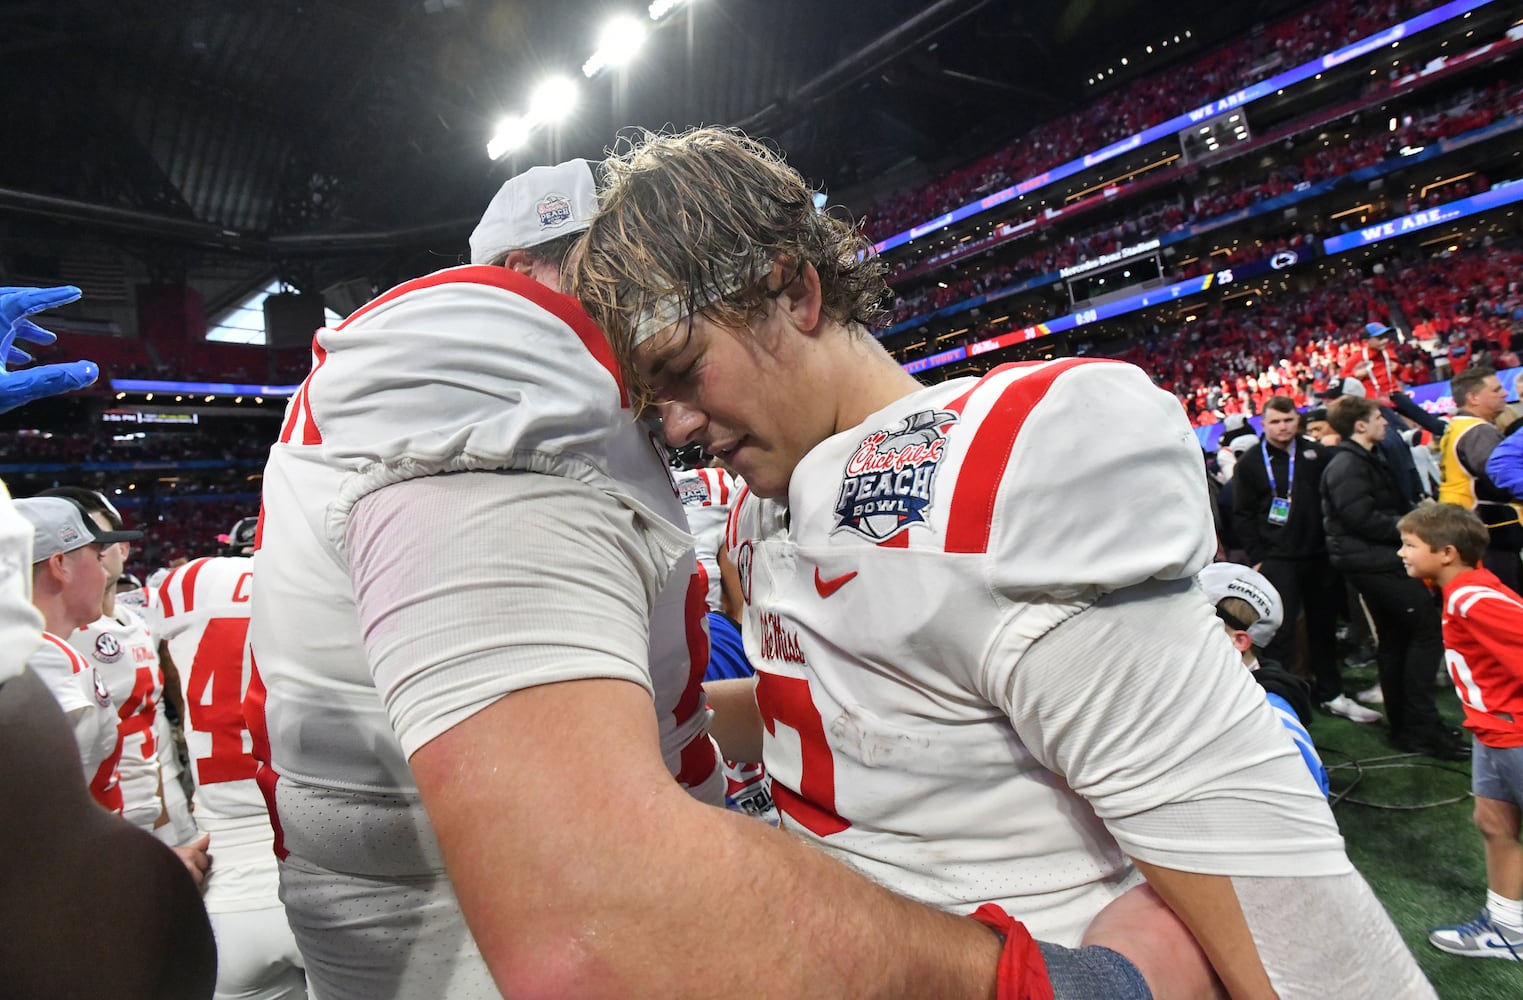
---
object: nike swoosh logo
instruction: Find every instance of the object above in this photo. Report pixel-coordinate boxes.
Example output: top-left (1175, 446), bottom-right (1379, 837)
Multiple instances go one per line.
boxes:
top-left (814, 567), bottom-right (858, 598)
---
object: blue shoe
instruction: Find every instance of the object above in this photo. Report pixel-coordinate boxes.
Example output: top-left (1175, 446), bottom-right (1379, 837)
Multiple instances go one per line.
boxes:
top-left (1429, 911), bottom-right (1523, 960)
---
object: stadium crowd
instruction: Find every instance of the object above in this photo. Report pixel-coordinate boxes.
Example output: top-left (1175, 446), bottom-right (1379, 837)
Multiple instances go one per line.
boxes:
top-left (884, 77), bottom-right (1523, 331)
top-left (862, 0), bottom-right (1458, 241)
top-left (1106, 246), bottom-right (1523, 424)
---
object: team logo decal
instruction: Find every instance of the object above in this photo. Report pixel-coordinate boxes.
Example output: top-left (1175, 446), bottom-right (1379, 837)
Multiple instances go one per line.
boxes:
top-left (678, 477), bottom-right (710, 507)
top-left (735, 539), bottom-right (754, 606)
top-left (90, 668), bottom-right (111, 708)
top-left (833, 408), bottom-right (959, 541)
top-left (94, 633), bottom-right (124, 663)
top-left (536, 192), bottom-right (574, 230)
top-left (57, 524), bottom-right (82, 546)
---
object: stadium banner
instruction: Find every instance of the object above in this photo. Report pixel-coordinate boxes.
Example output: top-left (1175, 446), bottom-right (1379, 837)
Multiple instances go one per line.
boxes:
top-left (871, 0), bottom-right (1496, 256)
top-left (111, 378), bottom-right (301, 396)
top-left (1322, 180), bottom-right (1523, 256)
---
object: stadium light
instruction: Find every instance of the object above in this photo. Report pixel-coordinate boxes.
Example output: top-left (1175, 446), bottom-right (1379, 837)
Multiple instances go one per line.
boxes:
top-left (583, 16), bottom-right (649, 77)
top-left (649, 0), bottom-right (688, 20)
top-left (528, 76), bottom-right (579, 122)
top-left (486, 115), bottom-right (532, 160)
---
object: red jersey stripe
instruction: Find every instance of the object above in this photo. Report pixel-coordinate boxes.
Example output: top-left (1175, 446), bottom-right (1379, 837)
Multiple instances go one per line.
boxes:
top-left (300, 340), bottom-right (329, 445)
top-left (244, 653), bottom-right (288, 860)
top-left (335, 265), bottom-right (628, 407)
top-left (42, 632), bottom-right (90, 673)
top-left (945, 359), bottom-right (1053, 416)
top-left (944, 358), bottom-right (1100, 554)
top-left (674, 731), bottom-right (719, 789)
top-left (277, 387), bottom-right (305, 445)
top-left (673, 570), bottom-right (710, 725)
top-left (726, 486), bottom-right (752, 551)
top-left (178, 558), bottom-right (211, 615)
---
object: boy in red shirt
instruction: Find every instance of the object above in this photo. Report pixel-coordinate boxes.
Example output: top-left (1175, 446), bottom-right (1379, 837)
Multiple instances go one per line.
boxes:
top-left (1398, 502), bottom-right (1523, 960)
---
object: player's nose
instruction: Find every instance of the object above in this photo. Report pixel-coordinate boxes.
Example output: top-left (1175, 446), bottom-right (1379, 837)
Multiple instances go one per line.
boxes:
top-left (658, 400), bottom-right (705, 448)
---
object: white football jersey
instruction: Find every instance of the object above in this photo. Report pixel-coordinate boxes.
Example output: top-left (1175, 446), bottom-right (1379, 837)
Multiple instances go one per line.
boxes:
top-left (30, 632), bottom-right (123, 813)
top-left (675, 466), bottom-right (738, 612)
top-left (253, 266), bottom-right (719, 870)
top-left (156, 555), bottom-right (281, 911)
top-left (727, 359), bottom-right (1230, 944)
top-left (70, 604), bottom-right (166, 832)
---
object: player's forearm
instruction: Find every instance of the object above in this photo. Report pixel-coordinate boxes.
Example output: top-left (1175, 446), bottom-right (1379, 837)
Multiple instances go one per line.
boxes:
top-left (413, 679), bottom-right (1002, 999)
top-left (703, 676), bottom-right (763, 762)
top-left (1132, 860), bottom-right (1277, 1000)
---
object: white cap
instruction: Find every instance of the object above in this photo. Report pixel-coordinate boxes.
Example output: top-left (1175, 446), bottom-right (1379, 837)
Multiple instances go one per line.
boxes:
top-left (14, 497), bottom-right (143, 563)
top-left (1198, 562), bottom-right (1283, 647)
top-left (468, 159), bottom-right (599, 265)
top-left (1228, 434), bottom-right (1259, 456)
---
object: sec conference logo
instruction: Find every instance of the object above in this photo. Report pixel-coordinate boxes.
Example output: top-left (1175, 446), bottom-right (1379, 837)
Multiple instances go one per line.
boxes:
top-left (94, 632), bottom-right (124, 662)
top-left (734, 539), bottom-right (754, 606)
top-left (833, 409), bottom-right (958, 542)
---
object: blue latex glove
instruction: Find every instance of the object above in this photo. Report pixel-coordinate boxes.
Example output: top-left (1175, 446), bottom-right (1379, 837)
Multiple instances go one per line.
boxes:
top-left (0, 285), bottom-right (98, 414)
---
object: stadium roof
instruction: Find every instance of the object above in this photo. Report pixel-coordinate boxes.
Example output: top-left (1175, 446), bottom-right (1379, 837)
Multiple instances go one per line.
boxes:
top-left (0, 0), bottom-right (1304, 298)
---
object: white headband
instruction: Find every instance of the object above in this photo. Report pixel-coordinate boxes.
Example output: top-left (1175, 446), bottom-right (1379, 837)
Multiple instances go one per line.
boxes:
top-left (627, 262), bottom-right (761, 347)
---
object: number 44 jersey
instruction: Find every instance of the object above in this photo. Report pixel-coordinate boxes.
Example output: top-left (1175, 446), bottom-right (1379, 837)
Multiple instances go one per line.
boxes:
top-left (153, 555), bottom-right (278, 912)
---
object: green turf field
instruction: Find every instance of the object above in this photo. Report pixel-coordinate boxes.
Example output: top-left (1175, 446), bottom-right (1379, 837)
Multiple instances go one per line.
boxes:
top-left (1312, 660), bottom-right (1521, 999)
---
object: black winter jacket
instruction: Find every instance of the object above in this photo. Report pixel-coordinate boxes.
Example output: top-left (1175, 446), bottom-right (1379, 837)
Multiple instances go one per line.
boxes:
top-left (1320, 439), bottom-right (1412, 573)
top-left (1232, 437), bottom-right (1334, 563)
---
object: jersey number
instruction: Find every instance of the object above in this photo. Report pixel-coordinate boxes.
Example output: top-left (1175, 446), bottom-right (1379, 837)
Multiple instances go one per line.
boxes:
top-left (116, 666), bottom-right (159, 759)
top-left (754, 672), bottom-right (849, 837)
top-left (184, 617), bottom-right (259, 785)
top-left (1446, 649), bottom-right (1488, 713)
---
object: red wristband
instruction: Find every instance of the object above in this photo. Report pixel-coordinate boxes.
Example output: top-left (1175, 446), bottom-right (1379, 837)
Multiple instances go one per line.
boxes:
top-left (969, 904), bottom-right (1054, 1000)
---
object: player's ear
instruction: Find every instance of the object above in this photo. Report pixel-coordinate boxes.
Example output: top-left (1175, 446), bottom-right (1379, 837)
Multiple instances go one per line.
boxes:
top-left (774, 258), bottom-right (823, 336)
top-left (44, 551), bottom-right (70, 585)
top-left (501, 249), bottom-right (536, 276)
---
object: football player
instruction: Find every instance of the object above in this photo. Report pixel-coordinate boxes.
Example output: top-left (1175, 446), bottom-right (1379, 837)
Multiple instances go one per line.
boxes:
top-left (157, 517), bottom-right (307, 999)
top-left (575, 126), bottom-right (1436, 1000)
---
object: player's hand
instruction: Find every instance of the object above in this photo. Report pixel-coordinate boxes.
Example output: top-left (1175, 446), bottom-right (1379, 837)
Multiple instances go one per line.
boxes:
top-left (0, 284), bottom-right (98, 414)
top-left (1082, 884), bottom-right (1229, 1000)
top-left (173, 832), bottom-right (213, 892)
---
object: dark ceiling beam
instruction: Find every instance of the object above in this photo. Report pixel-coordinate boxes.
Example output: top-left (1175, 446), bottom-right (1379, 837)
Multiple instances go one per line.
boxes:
top-left (734, 0), bottom-right (995, 136)
top-left (0, 187), bottom-right (473, 258)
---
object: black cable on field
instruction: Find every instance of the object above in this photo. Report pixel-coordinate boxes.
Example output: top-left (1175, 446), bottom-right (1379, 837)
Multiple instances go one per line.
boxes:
top-left (1319, 745), bottom-right (1473, 810)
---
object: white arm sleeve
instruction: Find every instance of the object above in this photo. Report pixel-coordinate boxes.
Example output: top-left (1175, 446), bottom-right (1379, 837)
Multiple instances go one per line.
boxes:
top-left (0, 483), bottom-right (42, 686)
top-left (1234, 873), bottom-right (1435, 998)
top-left (996, 578), bottom-right (1351, 876)
top-left (347, 470), bottom-right (669, 758)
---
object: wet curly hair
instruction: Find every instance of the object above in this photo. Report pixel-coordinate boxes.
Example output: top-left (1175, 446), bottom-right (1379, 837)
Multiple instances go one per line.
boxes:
top-left (572, 127), bottom-right (888, 408)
